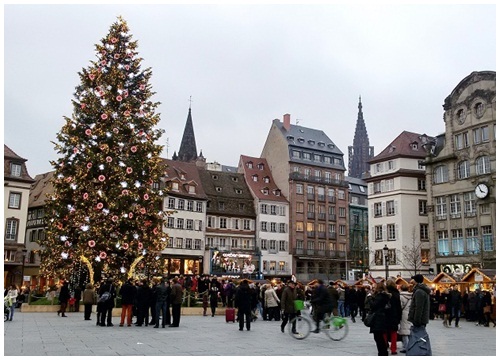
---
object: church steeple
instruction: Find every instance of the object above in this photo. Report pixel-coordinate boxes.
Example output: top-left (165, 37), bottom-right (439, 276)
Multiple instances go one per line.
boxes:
top-left (177, 106), bottom-right (198, 162)
top-left (348, 96), bottom-right (374, 178)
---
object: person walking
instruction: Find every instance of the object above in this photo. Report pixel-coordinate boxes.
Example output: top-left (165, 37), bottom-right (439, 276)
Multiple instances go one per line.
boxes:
top-left (346, 286), bottom-right (358, 323)
top-left (385, 279), bottom-right (402, 355)
top-left (82, 283), bottom-right (97, 321)
top-left (152, 278), bottom-right (169, 328)
top-left (119, 278), bottom-right (137, 327)
top-left (310, 279), bottom-right (334, 333)
top-left (327, 281), bottom-right (339, 317)
top-left (170, 277), bottom-right (183, 327)
top-left (280, 280), bottom-right (298, 334)
top-left (398, 284), bottom-right (412, 353)
top-left (357, 286), bottom-right (367, 322)
top-left (448, 285), bottom-right (462, 328)
top-left (148, 278), bottom-right (158, 325)
top-left (98, 278), bottom-right (116, 327)
top-left (337, 285), bottom-right (346, 317)
top-left (264, 284), bottom-right (281, 321)
top-left (234, 279), bottom-right (253, 331)
top-left (482, 290), bottom-right (495, 327)
top-left (209, 280), bottom-right (219, 317)
top-left (6, 285), bottom-right (18, 321)
top-left (407, 274), bottom-right (432, 355)
top-left (57, 281), bottom-right (70, 317)
top-left (368, 282), bottom-right (391, 356)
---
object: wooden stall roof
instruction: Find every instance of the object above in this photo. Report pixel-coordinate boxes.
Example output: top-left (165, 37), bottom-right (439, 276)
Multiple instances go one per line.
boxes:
top-left (432, 272), bottom-right (456, 284)
top-left (461, 268), bottom-right (495, 283)
top-left (355, 278), bottom-right (376, 287)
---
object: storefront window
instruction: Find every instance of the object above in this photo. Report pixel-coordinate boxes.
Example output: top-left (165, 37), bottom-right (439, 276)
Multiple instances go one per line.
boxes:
top-left (169, 259), bottom-right (181, 274)
top-left (184, 259), bottom-right (199, 275)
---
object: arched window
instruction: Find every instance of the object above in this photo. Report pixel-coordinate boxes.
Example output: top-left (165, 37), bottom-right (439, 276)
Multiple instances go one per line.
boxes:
top-left (457, 160), bottom-right (470, 179)
top-left (475, 155), bottom-right (491, 175)
top-left (433, 165), bottom-right (448, 184)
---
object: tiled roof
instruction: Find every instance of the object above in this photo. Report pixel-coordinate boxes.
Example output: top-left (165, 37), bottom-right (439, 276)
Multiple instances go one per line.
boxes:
top-left (4, 144), bottom-right (35, 182)
top-left (239, 155), bottom-right (288, 203)
top-left (369, 131), bottom-right (427, 163)
top-left (198, 168), bottom-right (256, 218)
top-left (29, 171), bottom-right (55, 207)
top-left (160, 158), bottom-right (207, 200)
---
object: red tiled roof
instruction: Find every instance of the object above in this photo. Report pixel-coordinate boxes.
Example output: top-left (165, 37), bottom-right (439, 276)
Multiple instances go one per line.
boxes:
top-left (369, 131), bottom-right (427, 163)
top-left (160, 158), bottom-right (207, 199)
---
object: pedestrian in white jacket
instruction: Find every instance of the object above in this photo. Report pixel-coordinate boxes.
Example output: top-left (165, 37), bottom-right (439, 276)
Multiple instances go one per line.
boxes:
top-left (398, 284), bottom-right (413, 353)
top-left (264, 285), bottom-right (280, 321)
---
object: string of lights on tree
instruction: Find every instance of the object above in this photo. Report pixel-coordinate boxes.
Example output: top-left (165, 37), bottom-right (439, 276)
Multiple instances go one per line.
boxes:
top-left (39, 17), bottom-right (171, 284)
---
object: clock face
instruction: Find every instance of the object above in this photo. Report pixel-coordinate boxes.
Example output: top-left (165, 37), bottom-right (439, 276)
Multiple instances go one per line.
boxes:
top-left (475, 183), bottom-right (489, 199)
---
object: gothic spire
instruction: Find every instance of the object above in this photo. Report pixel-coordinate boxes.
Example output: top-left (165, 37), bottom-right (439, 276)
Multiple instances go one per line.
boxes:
top-left (177, 106), bottom-right (198, 162)
top-left (348, 96), bottom-right (374, 178)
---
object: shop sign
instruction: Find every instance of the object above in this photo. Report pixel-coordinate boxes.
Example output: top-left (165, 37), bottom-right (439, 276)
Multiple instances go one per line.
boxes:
top-left (474, 274), bottom-right (484, 282)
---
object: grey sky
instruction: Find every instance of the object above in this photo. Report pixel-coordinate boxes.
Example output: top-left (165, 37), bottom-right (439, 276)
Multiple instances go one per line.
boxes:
top-left (4, 4), bottom-right (496, 177)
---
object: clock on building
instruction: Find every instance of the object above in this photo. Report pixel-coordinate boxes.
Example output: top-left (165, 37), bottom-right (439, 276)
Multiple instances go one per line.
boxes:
top-left (474, 183), bottom-right (489, 199)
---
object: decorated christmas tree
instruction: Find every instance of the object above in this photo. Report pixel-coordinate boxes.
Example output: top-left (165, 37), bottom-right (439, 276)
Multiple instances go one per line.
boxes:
top-left (39, 17), bottom-right (168, 284)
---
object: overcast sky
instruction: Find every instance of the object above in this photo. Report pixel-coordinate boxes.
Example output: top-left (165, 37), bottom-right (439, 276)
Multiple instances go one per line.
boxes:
top-left (4, 4), bottom-right (496, 177)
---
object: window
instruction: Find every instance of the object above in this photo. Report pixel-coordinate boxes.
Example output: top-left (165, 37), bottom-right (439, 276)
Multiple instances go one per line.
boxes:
top-left (260, 204), bottom-right (268, 214)
top-left (385, 179), bottom-right (394, 192)
top-left (252, 175), bottom-right (258, 182)
top-left (168, 198), bottom-right (175, 209)
top-left (296, 202), bottom-right (304, 213)
top-left (175, 238), bottom-right (183, 248)
top-left (5, 218), bottom-right (18, 241)
top-left (314, 154), bottom-right (321, 162)
top-left (307, 241), bottom-right (314, 250)
top-left (260, 239), bottom-right (267, 250)
top-left (269, 240), bottom-right (277, 251)
top-left (420, 224), bottom-right (429, 241)
top-left (10, 163), bottom-right (21, 177)
top-left (456, 109), bottom-right (466, 124)
top-left (339, 207), bottom-right (346, 218)
top-left (421, 249), bottom-right (430, 264)
top-left (243, 219), bottom-right (251, 230)
top-left (387, 224), bottom-right (396, 240)
top-left (186, 219), bottom-right (194, 230)
top-left (296, 184), bottom-right (303, 194)
top-left (386, 200), bottom-right (395, 216)
top-left (303, 153), bottom-right (311, 160)
top-left (263, 176), bottom-right (270, 183)
top-left (279, 223), bottom-right (286, 233)
top-left (219, 218), bottom-right (227, 229)
top-left (419, 200), bottom-right (428, 215)
top-left (417, 179), bottom-right (426, 191)
top-left (474, 102), bottom-right (485, 117)
top-left (482, 226), bottom-right (493, 251)
top-left (233, 219), bottom-right (239, 230)
top-left (270, 205), bottom-right (276, 215)
top-left (466, 228), bottom-right (479, 254)
top-left (296, 221), bottom-right (304, 232)
top-left (457, 160), bottom-right (470, 179)
top-left (454, 132), bottom-right (469, 149)
top-left (433, 166), bottom-right (448, 184)
top-left (185, 238), bottom-right (192, 249)
top-left (231, 238), bottom-right (238, 248)
top-left (359, 185), bottom-right (365, 193)
top-left (375, 225), bottom-right (383, 241)
top-left (247, 161), bottom-right (254, 169)
top-left (187, 201), bottom-right (194, 211)
top-left (473, 126), bottom-right (489, 144)
top-left (304, 169), bottom-right (311, 179)
top-left (338, 190), bottom-right (345, 200)
top-left (437, 231), bottom-right (449, 256)
top-left (279, 261), bottom-right (285, 271)
top-left (207, 216), bottom-right (214, 228)
top-left (374, 202), bottom-right (383, 217)
top-left (218, 201), bottom-right (225, 211)
top-left (451, 229), bottom-right (464, 255)
top-left (296, 240), bottom-right (303, 250)
top-left (257, 163), bottom-right (264, 170)
top-left (216, 186), bottom-right (223, 192)
top-left (167, 217), bottom-right (175, 228)
top-left (480, 203), bottom-right (491, 214)
top-left (464, 192), bottom-right (476, 216)
top-left (449, 194), bottom-right (461, 218)
top-left (270, 222), bottom-right (277, 233)
top-left (307, 186), bottom-right (314, 195)
top-left (8, 193), bottom-right (21, 209)
top-left (269, 261), bottom-right (276, 271)
top-left (196, 202), bottom-right (203, 212)
top-left (475, 155), bottom-right (491, 175)
top-left (188, 185), bottom-right (196, 194)
top-left (171, 182), bottom-right (179, 191)
top-left (435, 196), bottom-right (447, 219)
top-left (196, 220), bottom-right (203, 231)
top-left (177, 199), bottom-right (185, 210)
top-left (176, 218), bottom-right (184, 229)
top-left (261, 222), bottom-right (268, 232)
top-left (388, 160), bottom-right (394, 170)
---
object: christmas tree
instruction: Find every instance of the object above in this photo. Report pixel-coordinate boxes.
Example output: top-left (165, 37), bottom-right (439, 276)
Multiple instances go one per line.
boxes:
top-left (39, 17), bottom-right (168, 284)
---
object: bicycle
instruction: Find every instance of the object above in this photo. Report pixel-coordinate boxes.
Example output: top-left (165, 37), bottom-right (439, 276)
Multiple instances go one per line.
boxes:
top-left (289, 300), bottom-right (348, 341)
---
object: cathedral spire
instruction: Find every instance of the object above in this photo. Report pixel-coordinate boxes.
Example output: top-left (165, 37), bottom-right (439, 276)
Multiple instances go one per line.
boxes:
top-left (348, 96), bottom-right (374, 178)
top-left (177, 105), bottom-right (198, 162)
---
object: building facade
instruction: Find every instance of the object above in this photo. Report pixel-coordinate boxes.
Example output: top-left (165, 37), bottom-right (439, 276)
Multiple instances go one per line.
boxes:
top-left (261, 114), bottom-right (349, 282)
top-left (161, 159), bottom-right (208, 276)
top-left (346, 176), bottom-right (369, 280)
top-left (238, 155), bottom-right (291, 280)
top-left (422, 71), bottom-right (496, 276)
top-left (198, 166), bottom-right (259, 278)
top-left (348, 97), bottom-right (374, 178)
top-left (366, 132), bottom-right (430, 278)
top-left (4, 145), bottom-right (35, 287)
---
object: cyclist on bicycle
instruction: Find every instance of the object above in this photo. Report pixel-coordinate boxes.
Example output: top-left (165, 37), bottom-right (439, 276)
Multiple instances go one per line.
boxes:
top-left (310, 279), bottom-right (334, 333)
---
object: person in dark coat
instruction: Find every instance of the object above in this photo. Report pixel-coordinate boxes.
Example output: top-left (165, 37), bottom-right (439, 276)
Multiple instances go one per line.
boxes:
top-left (280, 280), bottom-right (297, 333)
top-left (234, 279), bottom-right (253, 331)
top-left (448, 285), bottom-right (462, 327)
top-left (357, 286), bottom-right (367, 322)
top-left (481, 290), bottom-right (495, 327)
top-left (385, 279), bottom-right (402, 355)
top-left (209, 280), bottom-right (219, 317)
top-left (369, 282), bottom-right (391, 356)
top-left (82, 283), bottom-right (97, 321)
top-left (57, 281), bottom-right (70, 317)
top-left (98, 278), bottom-right (116, 327)
top-left (407, 274), bottom-right (432, 355)
top-left (148, 279), bottom-right (158, 325)
top-left (327, 281), bottom-right (339, 316)
top-left (135, 280), bottom-right (152, 326)
top-left (119, 278), bottom-right (137, 327)
top-left (152, 278), bottom-right (169, 328)
top-left (346, 286), bottom-right (358, 323)
top-left (73, 285), bottom-right (82, 312)
top-left (170, 277), bottom-right (183, 327)
top-left (310, 279), bottom-right (334, 333)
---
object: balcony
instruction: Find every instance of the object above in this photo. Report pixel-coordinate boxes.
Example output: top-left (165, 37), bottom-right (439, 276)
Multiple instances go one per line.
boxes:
top-left (306, 231), bottom-right (316, 238)
top-left (328, 196), bottom-right (335, 203)
top-left (291, 248), bottom-right (347, 258)
top-left (328, 214), bottom-right (336, 221)
top-left (290, 172), bottom-right (349, 188)
top-left (307, 212), bottom-right (316, 220)
top-left (318, 194), bottom-right (325, 202)
top-left (318, 213), bottom-right (326, 220)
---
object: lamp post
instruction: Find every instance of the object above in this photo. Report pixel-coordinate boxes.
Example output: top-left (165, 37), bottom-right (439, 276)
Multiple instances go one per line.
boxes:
top-left (382, 244), bottom-right (389, 280)
top-left (21, 248), bottom-right (28, 287)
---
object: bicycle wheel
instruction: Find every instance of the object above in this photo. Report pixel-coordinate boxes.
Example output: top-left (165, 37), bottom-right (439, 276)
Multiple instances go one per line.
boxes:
top-left (289, 315), bottom-right (312, 340)
top-left (324, 316), bottom-right (348, 341)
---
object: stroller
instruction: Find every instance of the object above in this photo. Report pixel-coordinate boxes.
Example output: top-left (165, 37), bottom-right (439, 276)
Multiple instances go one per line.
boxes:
top-left (4, 297), bottom-right (11, 322)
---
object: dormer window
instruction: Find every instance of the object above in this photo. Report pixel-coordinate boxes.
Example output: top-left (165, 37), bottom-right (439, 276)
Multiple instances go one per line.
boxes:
top-left (297, 137), bottom-right (305, 143)
top-left (287, 135), bottom-right (295, 141)
top-left (10, 163), bottom-right (22, 177)
top-left (411, 142), bottom-right (419, 150)
top-left (235, 189), bottom-right (243, 194)
top-left (263, 176), bottom-right (270, 183)
top-left (252, 175), bottom-right (258, 182)
top-left (257, 163), bottom-right (264, 170)
top-left (308, 140), bottom-right (315, 145)
top-left (180, 174), bottom-right (186, 180)
top-left (318, 141), bottom-right (325, 147)
top-left (274, 189), bottom-right (281, 196)
top-left (246, 162), bottom-right (253, 169)
top-left (327, 143), bottom-right (335, 149)
top-left (388, 145), bottom-right (396, 153)
top-left (262, 188), bottom-right (269, 195)
top-left (232, 176), bottom-right (238, 182)
top-left (188, 185), bottom-right (196, 194)
top-left (171, 182), bottom-right (179, 191)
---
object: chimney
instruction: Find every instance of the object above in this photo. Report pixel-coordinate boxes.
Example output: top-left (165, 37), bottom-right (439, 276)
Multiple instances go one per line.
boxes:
top-left (283, 113), bottom-right (291, 130)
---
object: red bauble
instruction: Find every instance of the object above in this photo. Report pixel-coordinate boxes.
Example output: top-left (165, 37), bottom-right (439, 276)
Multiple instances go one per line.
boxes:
top-left (126, 167), bottom-right (133, 174)
top-left (143, 194), bottom-right (149, 200)
top-left (131, 146), bottom-right (137, 153)
top-left (101, 113), bottom-right (108, 120)
top-left (106, 156), bottom-right (112, 162)
top-left (116, 95), bottom-right (122, 102)
top-left (122, 243), bottom-right (129, 250)
top-left (99, 251), bottom-right (107, 259)
top-left (96, 203), bottom-right (104, 209)
top-left (89, 74), bottom-right (95, 80)
top-left (98, 175), bottom-right (106, 182)
top-left (83, 193), bottom-right (89, 200)
top-left (85, 129), bottom-right (92, 136)
top-left (88, 240), bottom-right (96, 247)
top-left (138, 242), bottom-right (143, 250)
top-left (87, 163), bottom-right (92, 169)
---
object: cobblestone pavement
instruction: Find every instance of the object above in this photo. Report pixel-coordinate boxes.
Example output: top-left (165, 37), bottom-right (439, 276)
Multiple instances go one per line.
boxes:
top-left (3, 311), bottom-right (497, 356)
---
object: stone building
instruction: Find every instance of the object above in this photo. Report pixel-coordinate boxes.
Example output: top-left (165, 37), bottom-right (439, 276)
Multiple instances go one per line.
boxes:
top-left (421, 71), bottom-right (496, 276)
top-left (348, 97), bottom-right (374, 178)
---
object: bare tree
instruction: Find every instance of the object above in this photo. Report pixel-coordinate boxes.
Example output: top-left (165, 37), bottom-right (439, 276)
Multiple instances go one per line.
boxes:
top-left (398, 227), bottom-right (425, 277)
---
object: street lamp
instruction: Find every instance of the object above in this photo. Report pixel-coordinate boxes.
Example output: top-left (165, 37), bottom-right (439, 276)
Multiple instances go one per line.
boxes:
top-left (21, 248), bottom-right (28, 287)
top-left (382, 245), bottom-right (389, 280)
